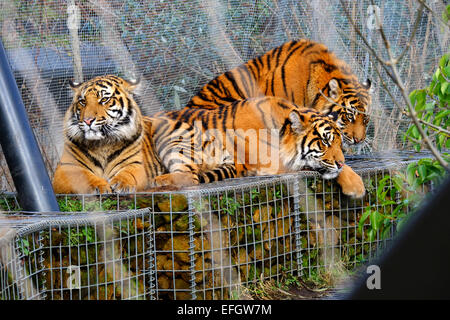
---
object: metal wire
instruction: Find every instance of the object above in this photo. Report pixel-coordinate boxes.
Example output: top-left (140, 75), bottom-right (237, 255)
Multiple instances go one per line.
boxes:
top-left (1, 153), bottom-right (433, 300)
top-left (0, 0), bottom-right (447, 191)
top-left (0, 0), bottom-right (446, 300)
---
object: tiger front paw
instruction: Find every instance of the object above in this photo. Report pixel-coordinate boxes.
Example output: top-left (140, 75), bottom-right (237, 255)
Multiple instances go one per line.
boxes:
top-left (89, 177), bottom-right (112, 194)
top-left (152, 172), bottom-right (199, 188)
top-left (110, 173), bottom-right (138, 193)
top-left (336, 164), bottom-right (365, 198)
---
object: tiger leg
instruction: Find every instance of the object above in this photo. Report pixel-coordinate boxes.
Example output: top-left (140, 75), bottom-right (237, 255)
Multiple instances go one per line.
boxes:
top-left (336, 164), bottom-right (365, 198)
top-left (198, 163), bottom-right (237, 183)
top-left (53, 164), bottom-right (111, 194)
top-left (152, 171), bottom-right (200, 187)
top-left (109, 164), bottom-right (148, 193)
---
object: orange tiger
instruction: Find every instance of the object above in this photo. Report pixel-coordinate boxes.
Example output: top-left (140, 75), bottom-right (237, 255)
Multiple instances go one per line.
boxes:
top-left (161, 39), bottom-right (372, 146)
top-left (53, 76), bottom-right (364, 198)
top-left (53, 75), bottom-right (233, 194)
top-left (52, 75), bottom-right (165, 194)
top-left (151, 96), bottom-right (365, 198)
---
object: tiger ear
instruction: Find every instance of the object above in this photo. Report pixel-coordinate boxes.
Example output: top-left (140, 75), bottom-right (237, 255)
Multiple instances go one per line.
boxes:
top-left (363, 79), bottom-right (374, 94)
top-left (123, 77), bottom-right (142, 93)
top-left (68, 79), bottom-right (82, 90)
top-left (289, 111), bottom-right (303, 133)
top-left (329, 79), bottom-right (340, 99)
top-left (289, 110), bottom-right (315, 134)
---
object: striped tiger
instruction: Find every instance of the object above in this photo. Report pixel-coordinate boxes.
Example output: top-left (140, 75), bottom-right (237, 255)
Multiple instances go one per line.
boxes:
top-left (151, 96), bottom-right (365, 198)
top-left (52, 75), bottom-right (166, 194)
top-left (53, 75), bottom-right (234, 194)
top-left (161, 39), bottom-right (372, 146)
top-left (53, 76), bottom-right (364, 198)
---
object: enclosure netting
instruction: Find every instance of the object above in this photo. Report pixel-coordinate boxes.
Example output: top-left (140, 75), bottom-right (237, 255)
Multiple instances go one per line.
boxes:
top-left (0, 0), bottom-right (448, 191)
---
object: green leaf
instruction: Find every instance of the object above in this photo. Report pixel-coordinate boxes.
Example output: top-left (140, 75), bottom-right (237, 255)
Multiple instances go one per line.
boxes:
top-left (381, 200), bottom-right (397, 206)
top-left (441, 82), bottom-right (449, 95)
top-left (368, 229), bottom-right (376, 242)
top-left (406, 164), bottom-right (417, 186)
top-left (417, 164), bottom-right (427, 181)
top-left (370, 210), bottom-right (383, 232)
top-left (358, 207), bottom-right (372, 234)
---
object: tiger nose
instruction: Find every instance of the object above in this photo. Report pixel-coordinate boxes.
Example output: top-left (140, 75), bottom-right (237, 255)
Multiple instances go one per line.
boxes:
top-left (336, 160), bottom-right (344, 169)
top-left (84, 117), bottom-right (95, 126)
top-left (353, 137), bottom-right (360, 144)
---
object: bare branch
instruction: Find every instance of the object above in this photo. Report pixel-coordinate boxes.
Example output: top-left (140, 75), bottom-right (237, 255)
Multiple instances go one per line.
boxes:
top-left (341, 0), bottom-right (448, 169)
top-left (415, 117), bottom-right (450, 136)
top-left (394, 5), bottom-right (424, 65)
top-left (416, 0), bottom-right (450, 28)
top-left (373, 0), bottom-right (448, 168)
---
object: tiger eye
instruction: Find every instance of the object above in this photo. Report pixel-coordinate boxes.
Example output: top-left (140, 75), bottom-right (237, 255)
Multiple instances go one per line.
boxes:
top-left (78, 99), bottom-right (86, 106)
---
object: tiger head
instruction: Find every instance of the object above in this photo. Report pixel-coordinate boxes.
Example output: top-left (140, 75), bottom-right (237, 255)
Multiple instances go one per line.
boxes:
top-left (281, 109), bottom-right (345, 179)
top-left (312, 77), bottom-right (372, 147)
top-left (64, 75), bottom-right (142, 145)
top-left (305, 49), bottom-right (373, 147)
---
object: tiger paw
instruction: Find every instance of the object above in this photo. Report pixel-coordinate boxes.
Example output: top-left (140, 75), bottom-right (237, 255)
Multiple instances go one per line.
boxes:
top-left (152, 172), bottom-right (199, 188)
top-left (336, 164), bottom-right (365, 198)
top-left (90, 178), bottom-right (112, 194)
top-left (110, 174), bottom-right (137, 193)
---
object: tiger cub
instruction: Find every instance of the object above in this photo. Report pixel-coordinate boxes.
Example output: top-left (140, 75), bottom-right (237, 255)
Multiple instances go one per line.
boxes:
top-left (53, 75), bottom-right (165, 194)
top-left (160, 39), bottom-right (372, 146)
top-left (151, 96), bottom-right (365, 198)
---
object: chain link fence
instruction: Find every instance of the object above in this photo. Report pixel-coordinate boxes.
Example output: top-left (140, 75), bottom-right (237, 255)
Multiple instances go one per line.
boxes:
top-left (0, 0), bottom-right (448, 191)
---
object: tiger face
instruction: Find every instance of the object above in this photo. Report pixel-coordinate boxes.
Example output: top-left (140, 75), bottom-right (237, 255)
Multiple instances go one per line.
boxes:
top-left (315, 78), bottom-right (372, 147)
top-left (65, 75), bottom-right (142, 144)
top-left (283, 110), bottom-right (345, 179)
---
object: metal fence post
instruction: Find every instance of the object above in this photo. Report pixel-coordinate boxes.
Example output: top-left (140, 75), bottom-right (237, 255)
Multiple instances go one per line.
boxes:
top-left (0, 40), bottom-right (59, 212)
top-left (292, 176), bottom-right (302, 276)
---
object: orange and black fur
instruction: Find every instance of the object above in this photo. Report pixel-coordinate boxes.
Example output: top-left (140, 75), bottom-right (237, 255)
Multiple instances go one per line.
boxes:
top-left (151, 96), bottom-right (365, 197)
top-left (53, 75), bottom-right (165, 194)
top-left (53, 75), bottom-right (234, 193)
top-left (161, 39), bottom-right (372, 146)
top-left (53, 76), bottom-right (364, 198)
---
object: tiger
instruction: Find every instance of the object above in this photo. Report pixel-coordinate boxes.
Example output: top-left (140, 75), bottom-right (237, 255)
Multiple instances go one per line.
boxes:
top-left (52, 75), bottom-right (235, 194)
top-left (150, 96), bottom-right (365, 198)
top-left (52, 75), bottom-right (166, 194)
top-left (52, 76), bottom-right (364, 198)
top-left (160, 39), bottom-right (372, 146)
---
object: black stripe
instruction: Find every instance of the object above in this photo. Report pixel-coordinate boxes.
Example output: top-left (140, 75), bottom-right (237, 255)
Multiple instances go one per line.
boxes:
top-left (106, 130), bottom-right (142, 163)
top-left (224, 71), bottom-right (245, 99)
top-left (301, 43), bottom-right (315, 54)
top-left (110, 150), bottom-right (141, 172)
top-left (68, 140), bottom-right (103, 169)
top-left (279, 119), bottom-right (290, 138)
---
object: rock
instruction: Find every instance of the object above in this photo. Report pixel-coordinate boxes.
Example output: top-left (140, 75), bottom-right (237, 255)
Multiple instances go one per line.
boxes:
top-left (158, 274), bottom-right (171, 289)
top-left (174, 278), bottom-right (192, 300)
top-left (253, 206), bottom-right (273, 224)
top-left (156, 194), bottom-right (188, 213)
top-left (249, 244), bottom-right (264, 261)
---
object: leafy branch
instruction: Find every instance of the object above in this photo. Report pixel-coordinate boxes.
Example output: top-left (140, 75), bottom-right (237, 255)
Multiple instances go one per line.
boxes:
top-left (339, 0), bottom-right (449, 170)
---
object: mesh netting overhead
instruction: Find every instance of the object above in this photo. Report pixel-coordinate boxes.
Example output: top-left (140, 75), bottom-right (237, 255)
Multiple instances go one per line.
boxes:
top-left (0, 0), bottom-right (448, 191)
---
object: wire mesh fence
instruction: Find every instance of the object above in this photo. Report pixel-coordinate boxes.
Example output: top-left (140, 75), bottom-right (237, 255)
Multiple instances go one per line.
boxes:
top-left (0, 152), bottom-right (432, 300)
top-left (0, 0), bottom-right (446, 300)
top-left (0, 208), bottom-right (156, 300)
top-left (0, 0), bottom-right (448, 191)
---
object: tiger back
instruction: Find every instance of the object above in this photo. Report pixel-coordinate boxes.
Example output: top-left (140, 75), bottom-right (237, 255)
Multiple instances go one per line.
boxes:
top-left (161, 39), bottom-right (372, 146)
top-left (151, 96), bottom-right (365, 197)
top-left (53, 75), bottom-right (165, 194)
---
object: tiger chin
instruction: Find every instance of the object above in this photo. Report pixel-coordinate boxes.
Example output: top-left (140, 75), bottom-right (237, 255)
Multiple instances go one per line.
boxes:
top-left (52, 75), bottom-right (165, 194)
top-left (152, 97), bottom-right (365, 198)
